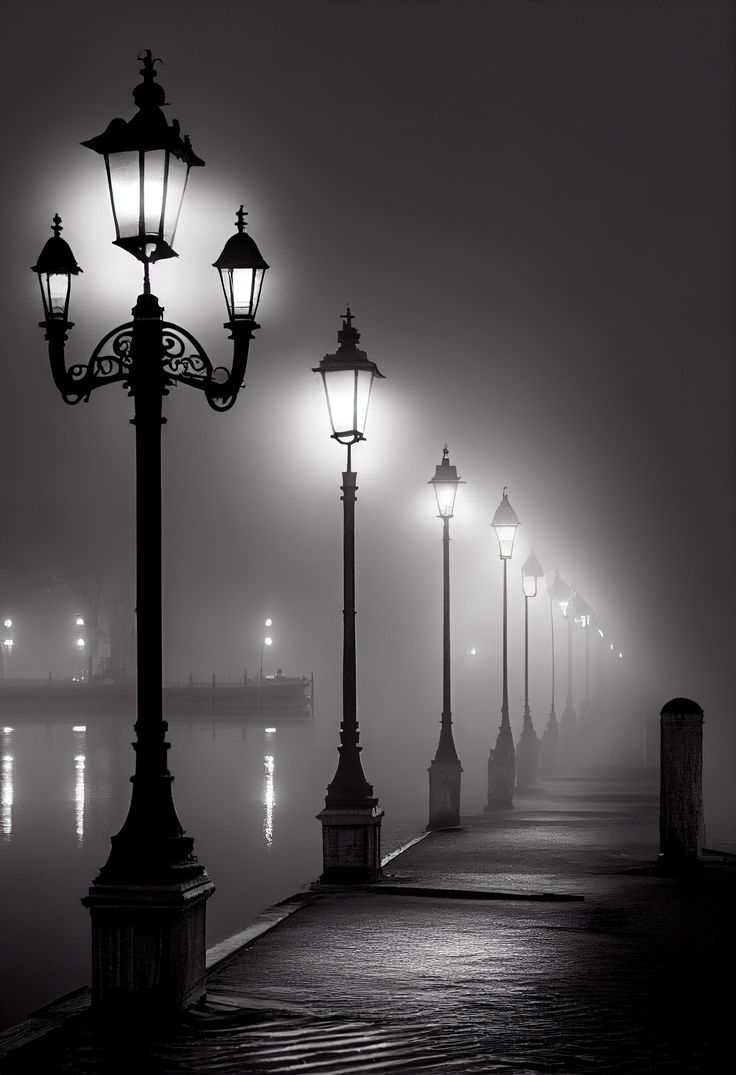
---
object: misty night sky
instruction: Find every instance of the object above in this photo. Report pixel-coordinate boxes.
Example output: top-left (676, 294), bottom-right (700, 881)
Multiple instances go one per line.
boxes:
top-left (0, 2), bottom-right (733, 788)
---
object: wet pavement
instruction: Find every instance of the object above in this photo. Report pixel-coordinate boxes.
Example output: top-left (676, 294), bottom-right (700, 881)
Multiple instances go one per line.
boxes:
top-left (1, 773), bottom-right (734, 1072)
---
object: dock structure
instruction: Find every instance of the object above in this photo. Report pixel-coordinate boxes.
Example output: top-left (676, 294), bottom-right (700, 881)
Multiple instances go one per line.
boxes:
top-left (0, 674), bottom-right (314, 723)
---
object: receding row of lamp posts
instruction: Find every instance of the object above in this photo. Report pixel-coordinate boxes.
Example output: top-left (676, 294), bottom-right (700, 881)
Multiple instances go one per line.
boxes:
top-left (424, 452), bottom-right (623, 829)
top-left (29, 51), bottom-right (622, 1015)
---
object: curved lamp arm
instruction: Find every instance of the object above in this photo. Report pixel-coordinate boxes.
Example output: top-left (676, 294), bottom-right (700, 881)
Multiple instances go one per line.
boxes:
top-left (38, 301), bottom-right (257, 412)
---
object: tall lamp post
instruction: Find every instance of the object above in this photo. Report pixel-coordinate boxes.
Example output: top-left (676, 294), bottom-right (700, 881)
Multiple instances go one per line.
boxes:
top-left (31, 51), bottom-right (267, 1013)
top-left (516, 550), bottom-right (544, 790)
top-left (572, 592), bottom-right (595, 761)
top-left (540, 582), bottom-right (559, 774)
top-left (548, 570), bottom-right (576, 766)
top-left (313, 308), bottom-right (384, 882)
top-left (427, 447), bottom-right (464, 829)
top-left (486, 487), bottom-right (520, 810)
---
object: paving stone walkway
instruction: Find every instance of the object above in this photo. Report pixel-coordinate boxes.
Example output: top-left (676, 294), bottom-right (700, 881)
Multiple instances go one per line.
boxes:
top-left (1, 774), bottom-right (733, 1073)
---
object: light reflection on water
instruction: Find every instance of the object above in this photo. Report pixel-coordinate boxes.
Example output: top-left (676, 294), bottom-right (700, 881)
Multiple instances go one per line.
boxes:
top-left (263, 754), bottom-right (275, 849)
top-left (0, 710), bottom-right (427, 1032)
top-left (1, 754), bottom-right (12, 838)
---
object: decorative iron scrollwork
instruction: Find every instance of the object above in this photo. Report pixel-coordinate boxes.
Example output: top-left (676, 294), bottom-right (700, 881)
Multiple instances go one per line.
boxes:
top-left (46, 310), bottom-right (246, 411)
top-left (160, 322), bottom-right (213, 387)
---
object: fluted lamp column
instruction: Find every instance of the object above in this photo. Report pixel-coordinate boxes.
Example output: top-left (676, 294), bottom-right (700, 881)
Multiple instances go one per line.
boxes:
top-left (313, 308), bottom-right (385, 883)
top-left (486, 488), bottom-right (520, 810)
top-left (427, 447), bottom-right (465, 829)
top-left (516, 550), bottom-right (544, 790)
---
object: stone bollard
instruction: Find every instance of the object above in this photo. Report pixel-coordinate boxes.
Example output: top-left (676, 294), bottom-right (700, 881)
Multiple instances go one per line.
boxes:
top-left (659, 697), bottom-right (705, 866)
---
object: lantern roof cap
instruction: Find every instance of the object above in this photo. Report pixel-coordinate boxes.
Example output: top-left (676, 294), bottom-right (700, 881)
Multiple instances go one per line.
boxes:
top-left (31, 214), bottom-right (83, 275)
top-left (522, 549), bottom-right (544, 578)
top-left (660, 697), bottom-right (704, 716)
top-left (572, 591), bottom-right (595, 617)
top-left (429, 446), bottom-right (465, 485)
top-left (492, 487), bottom-right (519, 528)
top-left (81, 50), bottom-right (204, 166)
top-left (213, 206), bottom-right (269, 270)
top-left (313, 307), bottom-right (385, 377)
top-left (547, 569), bottom-right (572, 602)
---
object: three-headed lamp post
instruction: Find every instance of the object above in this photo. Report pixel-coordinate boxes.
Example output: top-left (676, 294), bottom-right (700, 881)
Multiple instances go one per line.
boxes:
top-left (313, 308), bottom-right (385, 883)
top-left (31, 51), bottom-right (268, 1013)
top-left (516, 550), bottom-right (544, 790)
top-left (427, 447), bottom-right (464, 829)
top-left (486, 488), bottom-right (520, 809)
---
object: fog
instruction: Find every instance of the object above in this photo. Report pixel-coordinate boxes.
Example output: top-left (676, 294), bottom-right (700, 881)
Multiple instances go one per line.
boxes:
top-left (0, 1), bottom-right (733, 816)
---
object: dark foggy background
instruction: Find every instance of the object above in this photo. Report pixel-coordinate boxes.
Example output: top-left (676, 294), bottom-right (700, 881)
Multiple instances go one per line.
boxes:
top-left (0, 2), bottom-right (733, 807)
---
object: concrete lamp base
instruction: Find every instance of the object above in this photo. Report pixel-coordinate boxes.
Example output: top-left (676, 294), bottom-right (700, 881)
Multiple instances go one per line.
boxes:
top-left (317, 804), bottom-right (383, 883)
top-left (427, 757), bottom-right (462, 829)
top-left (83, 872), bottom-right (214, 1015)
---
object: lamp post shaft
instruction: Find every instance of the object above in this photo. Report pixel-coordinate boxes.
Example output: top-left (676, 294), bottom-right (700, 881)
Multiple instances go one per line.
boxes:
top-left (428, 513), bottom-right (461, 828)
top-left (550, 596), bottom-right (556, 715)
top-left (567, 611), bottom-right (573, 708)
top-left (502, 557), bottom-right (509, 724)
top-left (342, 464), bottom-right (358, 741)
top-left (541, 593), bottom-right (559, 773)
top-left (523, 593), bottom-right (529, 713)
top-left (317, 452), bottom-right (382, 880)
top-left (487, 555), bottom-right (515, 808)
top-left (442, 515), bottom-right (452, 725)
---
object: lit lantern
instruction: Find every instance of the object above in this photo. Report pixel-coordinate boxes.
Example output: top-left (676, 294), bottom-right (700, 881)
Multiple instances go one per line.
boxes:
top-left (81, 50), bottom-right (204, 263)
top-left (313, 308), bottom-right (384, 444)
top-left (548, 570), bottom-right (572, 615)
top-left (429, 447), bottom-right (465, 519)
top-left (522, 550), bottom-right (544, 598)
top-left (31, 215), bottom-right (82, 323)
top-left (572, 592), bottom-right (594, 628)
top-left (491, 488), bottom-right (520, 559)
top-left (213, 207), bottom-right (269, 322)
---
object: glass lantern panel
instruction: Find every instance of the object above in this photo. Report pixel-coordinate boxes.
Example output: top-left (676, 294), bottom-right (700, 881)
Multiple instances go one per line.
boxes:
top-left (108, 150), bottom-right (140, 241)
top-left (323, 368), bottom-right (355, 439)
top-left (354, 367), bottom-right (375, 438)
top-left (142, 149), bottom-right (167, 237)
top-left (494, 524), bottom-right (517, 559)
top-left (162, 154), bottom-right (189, 246)
top-left (229, 266), bottom-right (266, 319)
top-left (434, 482), bottom-right (457, 518)
top-left (231, 267), bottom-right (256, 318)
top-left (522, 574), bottom-right (538, 597)
top-left (49, 274), bottom-right (69, 317)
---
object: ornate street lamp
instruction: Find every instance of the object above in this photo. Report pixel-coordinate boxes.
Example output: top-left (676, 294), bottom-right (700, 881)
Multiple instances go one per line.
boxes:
top-left (427, 447), bottom-right (465, 829)
top-left (487, 488), bottom-right (520, 809)
top-left (313, 308), bottom-right (384, 883)
top-left (31, 51), bottom-right (267, 1014)
top-left (548, 570), bottom-right (576, 765)
top-left (516, 550), bottom-right (544, 790)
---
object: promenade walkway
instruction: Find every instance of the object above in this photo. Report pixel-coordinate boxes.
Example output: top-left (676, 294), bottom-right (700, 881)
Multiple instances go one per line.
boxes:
top-left (1, 772), bottom-right (733, 1073)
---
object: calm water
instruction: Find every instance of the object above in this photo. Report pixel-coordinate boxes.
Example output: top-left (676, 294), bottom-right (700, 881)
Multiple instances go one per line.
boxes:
top-left (0, 710), bottom-right (430, 1031)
